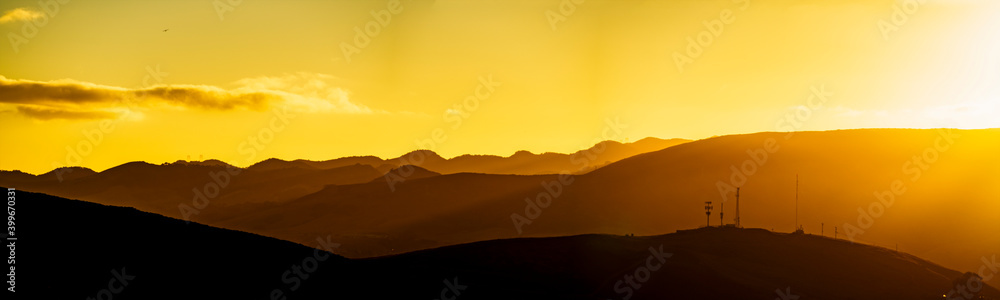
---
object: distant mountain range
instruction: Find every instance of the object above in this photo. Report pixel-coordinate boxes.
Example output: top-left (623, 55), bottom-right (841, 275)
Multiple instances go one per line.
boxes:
top-left (2, 129), bottom-right (998, 280)
top-left (10, 189), bottom-right (997, 299)
top-left (244, 136), bottom-right (690, 175)
top-left (0, 137), bottom-right (687, 220)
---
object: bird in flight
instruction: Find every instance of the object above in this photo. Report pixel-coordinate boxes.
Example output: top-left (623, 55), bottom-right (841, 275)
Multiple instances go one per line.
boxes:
top-left (163, 29), bottom-right (169, 32)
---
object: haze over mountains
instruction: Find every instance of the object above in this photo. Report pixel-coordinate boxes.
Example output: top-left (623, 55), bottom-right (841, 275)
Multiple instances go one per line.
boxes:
top-left (0, 137), bottom-right (686, 221)
top-left (2, 129), bottom-right (998, 282)
top-left (0, 137), bottom-right (684, 211)
top-left (11, 190), bottom-right (998, 299)
top-left (257, 137), bottom-right (690, 175)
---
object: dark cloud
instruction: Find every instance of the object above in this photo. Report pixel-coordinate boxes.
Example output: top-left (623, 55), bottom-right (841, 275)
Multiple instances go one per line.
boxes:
top-left (0, 77), bottom-right (122, 105)
top-left (16, 105), bottom-right (122, 121)
top-left (0, 76), bottom-right (284, 120)
top-left (136, 85), bottom-right (276, 111)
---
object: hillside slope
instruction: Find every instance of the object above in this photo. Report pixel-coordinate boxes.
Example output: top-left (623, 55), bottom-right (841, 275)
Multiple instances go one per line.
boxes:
top-left (6, 189), bottom-right (997, 299)
top-left (6, 189), bottom-right (348, 299)
top-left (217, 129), bottom-right (1000, 277)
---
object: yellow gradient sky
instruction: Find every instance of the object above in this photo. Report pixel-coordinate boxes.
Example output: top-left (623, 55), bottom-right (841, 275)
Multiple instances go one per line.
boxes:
top-left (1, 0), bottom-right (998, 174)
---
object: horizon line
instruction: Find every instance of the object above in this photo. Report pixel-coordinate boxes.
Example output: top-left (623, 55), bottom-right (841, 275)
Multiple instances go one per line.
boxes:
top-left (5, 127), bottom-right (997, 176)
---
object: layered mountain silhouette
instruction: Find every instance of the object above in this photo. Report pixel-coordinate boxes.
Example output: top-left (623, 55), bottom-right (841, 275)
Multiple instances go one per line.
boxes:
top-left (0, 137), bottom-right (684, 218)
top-left (246, 137), bottom-right (689, 175)
top-left (3, 129), bottom-right (998, 281)
top-left (8, 189), bottom-right (998, 299)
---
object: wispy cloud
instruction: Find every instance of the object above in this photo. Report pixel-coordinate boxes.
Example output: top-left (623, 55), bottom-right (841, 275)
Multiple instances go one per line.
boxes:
top-left (0, 8), bottom-right (43, 24)
top-left (0, 73), bottom-right (375, 120)
top-left (234, 72), bottom-right (374, 114)
top-left (15, 105), bottom-right (122, 121)
top-left (830, 103), bottom-right (999, 129)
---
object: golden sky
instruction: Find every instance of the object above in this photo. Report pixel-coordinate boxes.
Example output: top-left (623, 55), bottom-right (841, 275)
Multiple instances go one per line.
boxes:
top-left (1, 0), bottom-right (998, 174)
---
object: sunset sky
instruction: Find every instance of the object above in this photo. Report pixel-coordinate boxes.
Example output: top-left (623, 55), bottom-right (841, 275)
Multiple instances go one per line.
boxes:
top-left (1, 0), bottom-right (998, 174)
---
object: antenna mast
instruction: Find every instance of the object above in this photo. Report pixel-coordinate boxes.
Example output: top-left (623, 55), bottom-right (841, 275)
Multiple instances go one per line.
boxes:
top-left (704, 201), bottom-right (714, 228)
top-left (720, 202), bottom-right (724, 226)
top-left (734, 187), bottom-right (741, 228)
top-left (795, 174), bottom-right (799, 231)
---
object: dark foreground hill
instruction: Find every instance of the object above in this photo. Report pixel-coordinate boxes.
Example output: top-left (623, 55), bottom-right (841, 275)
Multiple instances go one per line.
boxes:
top-left (5, 188), bottom-right (349, 299)
top-left (6, 189), bottom-right (998, 299)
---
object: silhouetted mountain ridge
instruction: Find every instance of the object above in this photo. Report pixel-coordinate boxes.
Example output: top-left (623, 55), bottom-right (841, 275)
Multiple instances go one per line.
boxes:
top-left (205, 128), bottom-right (998, 278)
top-left (10, 188), bottom-right (997, 299)
top-left (1, 137), bottom-right (689, 177)
top-left (2, 129), bottom-right (996, 278)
